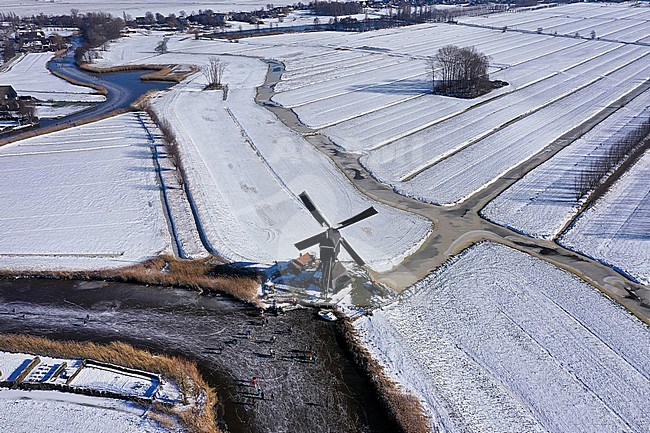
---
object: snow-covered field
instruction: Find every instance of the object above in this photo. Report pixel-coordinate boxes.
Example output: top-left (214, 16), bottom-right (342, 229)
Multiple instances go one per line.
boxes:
top-left (0, 389), bottom-right (170, 433)
top-left (0, 52), bottom-right (104, 102)
top-left (0, 112), bottom-right (174, 271)
top-left (482, 92), bottom-right (650, 239)
top-left (35, 102), bottom-right (92, 119)
top-left (559, 149), bottom-right (650, 285)
top-left (461, 2), bottom-right (650, 44)
top-left (356, 242), bottom-right (650, 433)
top-left (89, 8), bottom-right (649, 207)
top-left (92, 34), bottom-right (431, 271)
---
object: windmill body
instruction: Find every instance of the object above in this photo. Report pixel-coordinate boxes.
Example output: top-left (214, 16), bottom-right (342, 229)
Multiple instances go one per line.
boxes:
top-left (294, 192), bottom-right (377, 297)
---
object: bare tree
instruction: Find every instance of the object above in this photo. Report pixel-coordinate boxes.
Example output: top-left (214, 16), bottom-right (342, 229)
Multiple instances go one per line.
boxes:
top-left (18, 99), bottom-right (37, 124)
top-left (155, 37), bottom-right (168, 54)
top-left (202, 57), bottom-right (226, 90)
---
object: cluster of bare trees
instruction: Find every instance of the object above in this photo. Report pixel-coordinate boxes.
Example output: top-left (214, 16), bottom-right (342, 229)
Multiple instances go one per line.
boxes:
top-left (426, 45), bottom-right (491, 98)
top-left (574, 116), bottom-right (650, 200)
top-left (202, 57), bottom-right (226, 90)
top-left (392, 4), bottom-right (494, 23)
top-left (75, 12), bottom-right (124, 62)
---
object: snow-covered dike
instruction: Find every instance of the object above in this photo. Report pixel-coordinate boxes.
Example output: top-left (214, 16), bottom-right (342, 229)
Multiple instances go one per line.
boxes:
top-left (94, 40), bottom-right (431, 270)
top-left (0, 389), bottom-right (171, 433)
top-left (0, 52), bottom-right (105, 103)
top-left (0, 113), bottom-right (174, 271)
top-left (559, 149), bottom-right (650, 285)
top-left (355, 242), bottom-right (650, 433)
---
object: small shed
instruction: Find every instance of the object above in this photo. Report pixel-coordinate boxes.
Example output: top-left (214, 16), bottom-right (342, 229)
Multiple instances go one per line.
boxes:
top-left (287, 252), bottom-right (315, 275)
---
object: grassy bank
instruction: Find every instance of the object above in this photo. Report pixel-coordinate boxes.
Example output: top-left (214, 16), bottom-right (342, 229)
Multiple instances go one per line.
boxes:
top-left (2, 255), bottom-right (261, 305)
top-left (0, 333), bottom-right (219, 433)
top-left (339, 318), bottom-right (432, 433)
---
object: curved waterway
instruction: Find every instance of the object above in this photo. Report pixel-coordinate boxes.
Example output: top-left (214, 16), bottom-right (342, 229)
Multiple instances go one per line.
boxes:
top-left (42, 43), bottom-right (171, 129)
top-left (0, 279), bottom-right (398, 433)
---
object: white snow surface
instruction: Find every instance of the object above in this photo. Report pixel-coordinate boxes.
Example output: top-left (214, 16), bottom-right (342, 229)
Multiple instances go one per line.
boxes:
top-left (559, 149), bottom-right (650, 285)
top-left (0, 52), bottom-right (104, 102)
top-left (0, 112), bottom-right (174, 271)
top-left (356, 242), bottom-right (650, 433)
top-left (93, 34), bottom-right (431, 270)
top-left (70, 364), bottom-right (159, 398)
top-left (35, 102), bottom-right (91, 119)
top-left (0, 352), bottom-right (35, 382)
top-left (460, 2), bottom-right (650, 44)
top-left (0, 389), bottom-right (172, 433)
top-left (482, 92), bottom-right (650, 239)
top-left (91, 8), bottom-right (648, 207)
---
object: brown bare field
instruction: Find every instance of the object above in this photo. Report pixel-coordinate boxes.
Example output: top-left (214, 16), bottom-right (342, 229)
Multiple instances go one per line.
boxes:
top-left (0, 333), bottom-right (220, 433)
top-left (340, 319), bottom-right (432, 433)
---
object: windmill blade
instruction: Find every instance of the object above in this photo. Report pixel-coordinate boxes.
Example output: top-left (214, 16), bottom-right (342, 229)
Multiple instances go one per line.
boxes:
top-left (299, 191), bottom-right (330, 227)
top-left (336, 206), bottom-right (378, 229)
top-left (340, 238), bottom-right (365, 266)
top-left (295, 232), bottom-right (326, 251)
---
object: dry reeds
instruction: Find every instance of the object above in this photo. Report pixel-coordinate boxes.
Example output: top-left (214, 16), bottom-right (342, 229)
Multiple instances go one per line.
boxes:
top-left (142, 104), bottom-right (188, 195)
top-left (2, 255), bottom-right (260, 304)
top-left (339, 319), bottom-right (432, 433)
top-left (79, 63), bottom-right (196, 83)
top-left (0, 333), bottom-right (220, 433)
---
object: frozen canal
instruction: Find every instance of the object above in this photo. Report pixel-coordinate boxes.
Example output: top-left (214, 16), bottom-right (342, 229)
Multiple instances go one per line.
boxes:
top-left (0, 279), bottom-right (394, 433)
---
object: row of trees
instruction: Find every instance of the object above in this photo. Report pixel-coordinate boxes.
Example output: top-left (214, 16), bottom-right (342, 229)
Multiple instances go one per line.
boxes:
top-left (426, 45), bottom-right (492, 98)
top-left (574, 117), bottom-right (650, 200)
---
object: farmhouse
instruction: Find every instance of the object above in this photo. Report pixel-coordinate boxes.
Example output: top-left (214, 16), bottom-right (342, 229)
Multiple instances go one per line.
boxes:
top-left (0, 84), bottom-right (37, 128)
top-left (16, 29), bottom-right (51, 51)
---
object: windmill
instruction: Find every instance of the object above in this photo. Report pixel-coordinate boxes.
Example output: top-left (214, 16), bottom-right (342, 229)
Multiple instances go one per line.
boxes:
top-left (294, 191), bottom-right (378, 297)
